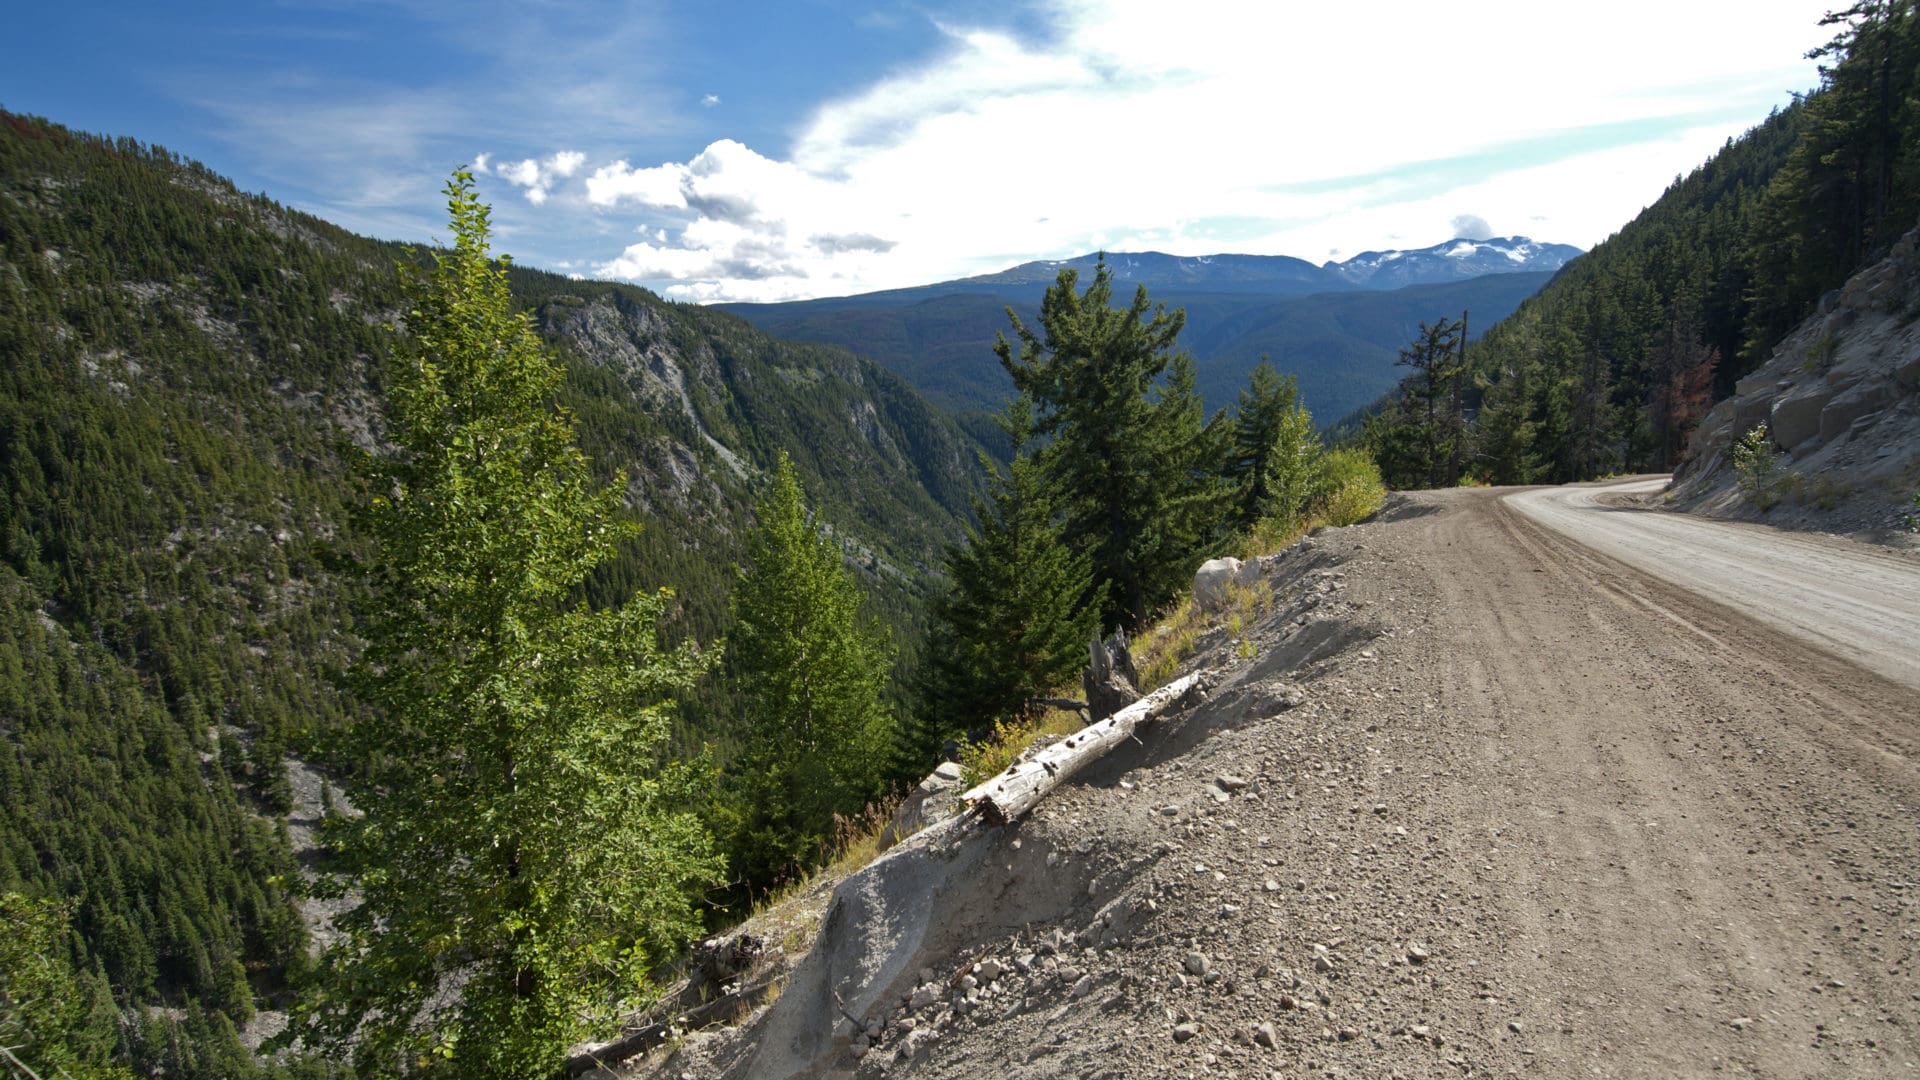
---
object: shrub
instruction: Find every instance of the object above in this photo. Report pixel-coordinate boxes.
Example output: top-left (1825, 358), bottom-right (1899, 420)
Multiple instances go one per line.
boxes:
top-left (1732, 424), bottom-right (1784, 510)
top-left (1315, 447), bottom-right (1388, 526)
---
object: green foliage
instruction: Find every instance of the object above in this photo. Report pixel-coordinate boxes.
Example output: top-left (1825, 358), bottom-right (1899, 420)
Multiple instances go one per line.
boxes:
top-left (0, 893), bottom-right (131, 1079)
top-left (0, 109), bottom-right (987, 1070)
top-left (1228, 360), bottom-right (1322, 530)
top-left (999, 259), bottom-right (1231, 630)
top-left (1351, 8), bottom-right (1919, 487)
top-left (1313, 448), bottom-right (1389, 527)
top-left (913, 398), bottom-right (1100, 759)
top-left (1368, 315), bottom-right (1468, 489)
top-left (1733, 424), bottom-right (1785, 511)
top-left (289, 172), bottom-right (719, 1078)
top-left (723, 453), bottom-right (897, 895)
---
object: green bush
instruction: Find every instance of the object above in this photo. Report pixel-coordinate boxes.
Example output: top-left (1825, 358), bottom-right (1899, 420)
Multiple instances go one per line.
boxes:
top-left (1315, 447), bottom-right (1388, 526)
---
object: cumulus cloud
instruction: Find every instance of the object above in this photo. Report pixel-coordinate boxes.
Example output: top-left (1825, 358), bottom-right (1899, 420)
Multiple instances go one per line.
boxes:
top-left (557, 0), bottom-right (1831, 300)
top-left (1451, 214), bottom-right (1495, 240)
top-left (488, 150), bottom-right (586, 204)
top-left (701, 93), bottom-right (721, 107)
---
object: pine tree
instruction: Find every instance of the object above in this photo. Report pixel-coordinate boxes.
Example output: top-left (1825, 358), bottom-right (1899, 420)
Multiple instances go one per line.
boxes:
top-left (1227, 360), bottom-right (1320, 529)
top-left (724, 452), bottom-right (896, 892)
top-left (1386, 316), bottom-right (1467, 488)
top-left (288, 171), bottom-right (718, 1077)
top-left (998, 259), bottom-right (1230, 630)
top-left (913, 398), bottom-right (1099, 760)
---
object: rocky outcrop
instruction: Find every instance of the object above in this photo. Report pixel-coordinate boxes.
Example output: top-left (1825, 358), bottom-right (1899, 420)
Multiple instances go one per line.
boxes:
top-left (1672, 224), bottom-right (1920, 537)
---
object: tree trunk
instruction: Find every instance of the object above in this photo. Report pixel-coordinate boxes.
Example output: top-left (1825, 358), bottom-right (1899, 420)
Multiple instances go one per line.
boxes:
top-left (962, 671), bottom-right (1207, 824)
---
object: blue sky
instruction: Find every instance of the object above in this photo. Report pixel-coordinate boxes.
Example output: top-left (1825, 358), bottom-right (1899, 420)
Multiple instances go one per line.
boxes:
top-left (4, 1), bottom-right (1833, 302)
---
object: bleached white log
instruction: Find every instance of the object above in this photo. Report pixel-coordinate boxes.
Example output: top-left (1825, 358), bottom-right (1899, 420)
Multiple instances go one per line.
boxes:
top-left (961, 671), bottom-right (1207, 824)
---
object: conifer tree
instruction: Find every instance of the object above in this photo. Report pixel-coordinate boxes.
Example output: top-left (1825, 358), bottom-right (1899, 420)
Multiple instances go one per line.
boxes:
top-left (998, 259), bottom-right (1229, 630)
top-left (724, 452), bottom-right (896, 891)
top-left (289, 171), bottom-right (718, 1078)
top-left (913, 397), bottom-right (1099, 760)
top-left (1228, 360), bottom-right (1321, 528)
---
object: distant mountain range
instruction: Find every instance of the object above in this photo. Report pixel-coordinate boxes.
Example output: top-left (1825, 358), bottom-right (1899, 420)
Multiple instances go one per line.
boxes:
top-left (1325, 237), bottom-right (1583, 288)
top-left (723, 237), bottom-right (1581, 425)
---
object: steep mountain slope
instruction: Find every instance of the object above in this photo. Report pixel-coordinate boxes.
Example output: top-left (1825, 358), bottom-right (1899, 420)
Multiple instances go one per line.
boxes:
top-left (0, 111), bottom-right (985, 1068)
top-left (1671, 224), bottom-right (1920, 536)
top-left (1364, 8), bottom-right (1920, 486)
top-left (727, 272), bottom-right (1557, 421)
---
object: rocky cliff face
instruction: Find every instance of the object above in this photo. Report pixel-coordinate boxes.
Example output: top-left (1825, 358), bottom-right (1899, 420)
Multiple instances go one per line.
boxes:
top-left (1673, 225), bottom-right (1920, 540)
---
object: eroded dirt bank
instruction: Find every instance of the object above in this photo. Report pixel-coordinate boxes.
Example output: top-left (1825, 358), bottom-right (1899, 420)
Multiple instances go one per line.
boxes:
top-left (634, 485), bottom-right (1920, 1079)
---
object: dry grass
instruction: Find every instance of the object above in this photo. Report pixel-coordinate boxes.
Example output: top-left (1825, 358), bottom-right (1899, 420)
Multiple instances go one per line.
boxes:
top-left (958, 706), bottom-right (1085, 787)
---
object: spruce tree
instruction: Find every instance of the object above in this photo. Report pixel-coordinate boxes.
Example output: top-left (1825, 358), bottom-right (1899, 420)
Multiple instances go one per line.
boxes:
top-left (913, 397), bottom-right (1099, 761)
top-left (724, 452), bottom-right (895, 892)
top-left (289, 171), bottom-right (718, 1078)
top-left (998, 259), bottom-right (1229, 630)
top-left (1228, 360), bottom-right (1321, 529)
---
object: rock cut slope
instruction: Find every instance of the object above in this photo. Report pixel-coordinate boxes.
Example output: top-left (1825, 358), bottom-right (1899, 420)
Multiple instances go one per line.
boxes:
top-left (1673, 224), bottom-right (1920, 541)
top-left (623, 484), bottom-right (1920, 1079)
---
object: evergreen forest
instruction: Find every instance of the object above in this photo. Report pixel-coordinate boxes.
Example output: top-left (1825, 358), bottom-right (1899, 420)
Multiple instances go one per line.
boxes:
top-left (1363, 2), bottom-right (1920, 487)
top-left (3, 3), bottom-right (1916, 1074)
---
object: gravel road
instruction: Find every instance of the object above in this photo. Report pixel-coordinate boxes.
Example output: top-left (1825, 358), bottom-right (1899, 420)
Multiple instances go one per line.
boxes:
top-left (1508, 477), bottom-right (1920, 691)
top-left (643, 485), bottom-right (1920, 1079)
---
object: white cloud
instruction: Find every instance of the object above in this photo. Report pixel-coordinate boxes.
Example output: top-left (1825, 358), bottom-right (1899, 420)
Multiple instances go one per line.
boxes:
top-left (701, 93), bottom-right (721, 107)
top-left (489, 150), bottom-right (587, 204)
top-left (556, 0), bottom-right (1834, 300)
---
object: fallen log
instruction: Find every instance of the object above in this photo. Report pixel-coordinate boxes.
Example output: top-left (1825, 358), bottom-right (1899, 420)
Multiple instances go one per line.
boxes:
top-left (563, 974), bottom-right (780, 1076)
top-left (962, 671), bottom-right (1207, 824)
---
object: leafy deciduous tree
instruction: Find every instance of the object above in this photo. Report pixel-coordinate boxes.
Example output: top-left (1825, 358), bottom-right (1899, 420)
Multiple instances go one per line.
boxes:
top-left (289, 171), bottom-right (718, 1077)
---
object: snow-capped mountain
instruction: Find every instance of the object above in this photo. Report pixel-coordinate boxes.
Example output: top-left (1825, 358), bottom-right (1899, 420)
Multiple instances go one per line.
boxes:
top-left (1325, 236), bottom-right (1583, 289)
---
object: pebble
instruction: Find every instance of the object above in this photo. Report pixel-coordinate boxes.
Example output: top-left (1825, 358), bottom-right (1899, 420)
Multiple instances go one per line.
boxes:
top-left (1730, 1017), bottom-right (1753, 1031)
top-left (1407, 944), bottom-right (1431, 964)
top-left (1508, 1020), bottom-right (1524, 1034)
top-left (1254, 1022), bottom-right (1278, 1048)
top-left (1338, 1026), bottom-right (1360, 1042)
top-left (1173, 1023), bottom-right (1200, 1043)
top-left (1216, 775), bottom-right (1250, 792)
top-left (1184, 952), bottom-right (1210, 977)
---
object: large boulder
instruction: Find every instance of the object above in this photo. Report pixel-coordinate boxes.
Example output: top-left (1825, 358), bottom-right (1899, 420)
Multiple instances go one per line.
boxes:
top-left (1821, 377), bottom-right (1899, 442)
top-left (877, 761), bottom-right (967, 853)
top-left (1770, 383), bottom-right (1834, 451)
top-left (1193, 557), bottom-right (1265, 612)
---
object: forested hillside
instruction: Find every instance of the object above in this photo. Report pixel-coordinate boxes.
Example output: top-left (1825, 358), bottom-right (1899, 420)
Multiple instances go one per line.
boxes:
top-left (1366, 2), bottom-right (1920, 487)
top-left (0, 111), bottom-right (985, 1074)
top-left (726, 270), bottom-right (1556, 423)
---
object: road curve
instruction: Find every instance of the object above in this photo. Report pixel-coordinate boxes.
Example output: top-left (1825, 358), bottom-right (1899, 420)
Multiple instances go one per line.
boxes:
top-left (1507, 477), bottom-right (1920, 691)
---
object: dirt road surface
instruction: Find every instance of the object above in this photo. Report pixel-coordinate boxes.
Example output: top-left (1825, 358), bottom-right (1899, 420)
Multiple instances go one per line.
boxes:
top-left (1509, 477), bottom-right (1920, 691)
top-left (643, 484), bottom-right (1920, 1079)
